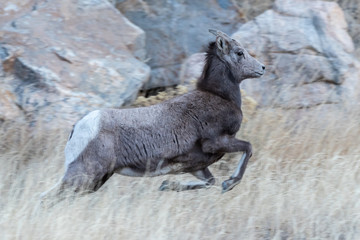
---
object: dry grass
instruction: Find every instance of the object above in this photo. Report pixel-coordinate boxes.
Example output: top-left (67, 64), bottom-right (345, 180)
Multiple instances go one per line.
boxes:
top-left (1, 94), bottom-right (359, 239)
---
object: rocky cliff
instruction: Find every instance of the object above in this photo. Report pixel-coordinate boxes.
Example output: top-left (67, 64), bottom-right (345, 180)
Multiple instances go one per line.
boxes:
top-left (0, 0), bottom-right (150, 128)
top-left (1, 0), bottom-right (359, 129)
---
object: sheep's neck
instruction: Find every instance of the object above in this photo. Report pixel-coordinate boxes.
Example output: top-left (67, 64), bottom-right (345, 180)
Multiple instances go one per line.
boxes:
top-left (196, 56), bottom-right (242, 109)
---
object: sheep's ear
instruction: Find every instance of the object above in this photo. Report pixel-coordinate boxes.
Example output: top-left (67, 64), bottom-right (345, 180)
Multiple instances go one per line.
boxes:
top-left (216, 36), bottom-right (230, 54)
top-left (209, 29), bottom-right (231, 54)
top-left (209, 29), bottom-right (218, 36)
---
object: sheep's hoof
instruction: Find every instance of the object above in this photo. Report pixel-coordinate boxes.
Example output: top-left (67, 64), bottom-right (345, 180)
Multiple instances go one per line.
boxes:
top-left (159, 180), bottom-right (179, 191)
top-left (221, 178), bottom-right (240, 193)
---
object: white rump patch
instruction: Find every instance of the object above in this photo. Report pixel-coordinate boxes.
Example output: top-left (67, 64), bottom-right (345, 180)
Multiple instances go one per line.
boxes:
top-left (64, 110), bottom-right (101, 168)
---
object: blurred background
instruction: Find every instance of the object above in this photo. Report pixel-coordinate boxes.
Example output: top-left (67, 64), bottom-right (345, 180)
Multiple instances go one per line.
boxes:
top-left (1, 0), bottom-right (360, 239)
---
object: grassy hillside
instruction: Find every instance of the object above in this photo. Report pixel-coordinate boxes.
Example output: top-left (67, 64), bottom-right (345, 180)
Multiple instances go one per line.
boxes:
top-left (1, 97), bottom-right (359, 239)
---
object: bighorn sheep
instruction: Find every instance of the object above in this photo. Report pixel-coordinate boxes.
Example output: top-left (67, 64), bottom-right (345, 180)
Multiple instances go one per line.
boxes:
top-left (43, 29), bottom-right (265, 199)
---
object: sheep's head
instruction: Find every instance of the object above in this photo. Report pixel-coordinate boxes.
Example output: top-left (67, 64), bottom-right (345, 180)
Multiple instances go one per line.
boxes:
top-left (209, 29), bottom-right (265, 82)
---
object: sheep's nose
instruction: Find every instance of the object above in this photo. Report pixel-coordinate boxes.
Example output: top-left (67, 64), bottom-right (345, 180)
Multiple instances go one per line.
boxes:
top-left (262, 65), bottom-right (265, 70)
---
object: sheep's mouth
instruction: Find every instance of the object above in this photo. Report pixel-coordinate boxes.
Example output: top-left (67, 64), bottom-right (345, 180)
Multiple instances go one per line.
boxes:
top-left (254, 71), bottom-right (264, 76)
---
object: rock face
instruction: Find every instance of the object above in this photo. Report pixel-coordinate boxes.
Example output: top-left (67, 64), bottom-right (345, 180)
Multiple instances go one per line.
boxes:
top-left (181, 0), bottom-right (360, 108)
top-left (336, 0), bottom-right (360, 57)
top-left (115, 0), bottom-right (243, 89)
top-left (179, 53), bottom-right (206, 89)
top-left (232, 0), bottom-right (360, 56)
top-left (0, 0), bottom-right (150, 127)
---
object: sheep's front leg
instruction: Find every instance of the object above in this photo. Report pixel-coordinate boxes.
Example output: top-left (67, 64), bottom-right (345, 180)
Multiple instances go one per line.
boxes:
top-left (202, 136), bottom-right (252, 193)
top-left (159, 167), bottom-right (215, 191)
top-left (221, 151), bottom-right (251, 193)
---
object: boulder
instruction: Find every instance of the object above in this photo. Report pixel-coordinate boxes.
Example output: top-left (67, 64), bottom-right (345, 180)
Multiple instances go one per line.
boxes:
top-left (0, 76), bottom-right (24, 122)
top-left (336, 0), bottom-right (360, 57)
top-left (179, 53), bottom-right (206, 89)
top-left (181, 0), bottom-right (360, 108)
top-left (231, 0), bottom-right (360, 56)
top-left (0, 0), bottom-right (150, 128)
top-left (115, 0), bottom-right (243, 89)
top-left (232, 0), bottom-right (275, 21)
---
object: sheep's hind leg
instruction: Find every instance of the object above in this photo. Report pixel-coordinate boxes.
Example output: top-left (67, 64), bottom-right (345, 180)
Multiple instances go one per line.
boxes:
top-left (61, 161), bottom-right (114, 194)
top-left (42, 160), bottom-right (114, 207)
top-left (159, 167), bottom-right (215, 191)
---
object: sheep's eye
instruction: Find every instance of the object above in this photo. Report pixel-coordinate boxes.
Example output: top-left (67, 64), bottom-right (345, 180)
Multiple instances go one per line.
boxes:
top-left (237, 51), bottom-right (244, 57)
